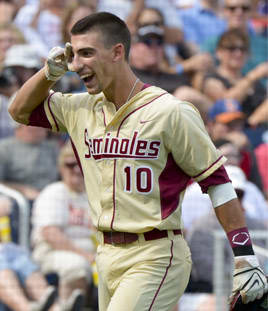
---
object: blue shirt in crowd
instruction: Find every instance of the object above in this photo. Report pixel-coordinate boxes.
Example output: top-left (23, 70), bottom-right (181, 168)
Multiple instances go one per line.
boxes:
top-left (178, 3), bottom-right (226, 47)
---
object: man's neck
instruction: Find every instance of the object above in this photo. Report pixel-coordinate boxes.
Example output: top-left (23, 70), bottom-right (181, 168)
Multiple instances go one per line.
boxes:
top-left (104, 70), bottom-right (143, 111)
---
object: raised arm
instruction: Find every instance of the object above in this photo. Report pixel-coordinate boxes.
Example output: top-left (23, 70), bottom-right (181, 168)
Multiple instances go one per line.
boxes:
top-left (8, 68), bottom-right (55, 125)
top-left (9, 44), bottom-right (73, 125)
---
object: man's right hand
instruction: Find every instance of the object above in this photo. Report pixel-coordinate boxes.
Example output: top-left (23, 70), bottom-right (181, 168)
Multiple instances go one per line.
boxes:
top-left (45, 42), bottom-right (74, 81)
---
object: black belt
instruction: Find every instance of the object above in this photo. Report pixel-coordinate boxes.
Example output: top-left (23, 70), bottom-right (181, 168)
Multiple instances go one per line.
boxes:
top-left (103, 228), bottom-right (182, 245)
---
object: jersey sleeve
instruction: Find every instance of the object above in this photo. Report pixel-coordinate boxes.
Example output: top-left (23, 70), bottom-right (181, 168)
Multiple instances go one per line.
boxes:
top-left (170, 101), bottom-right (226, 182)
top-left (29, 91), bottom-right (68, 132)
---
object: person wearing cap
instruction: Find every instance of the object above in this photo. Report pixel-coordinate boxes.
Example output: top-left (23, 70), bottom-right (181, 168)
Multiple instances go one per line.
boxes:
top-left (3, 44), bottom-right (43, 89)
top-left (130, 22), bottom-right (213, 120)
top-left (207, 98), bottom-right (264, 192)
top-left (130, 23), bottom-right (190, 92)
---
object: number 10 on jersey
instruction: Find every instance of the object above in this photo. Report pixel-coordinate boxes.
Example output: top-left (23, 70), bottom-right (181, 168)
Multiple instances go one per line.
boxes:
top-left (123, 165), bottom-right (153, 194)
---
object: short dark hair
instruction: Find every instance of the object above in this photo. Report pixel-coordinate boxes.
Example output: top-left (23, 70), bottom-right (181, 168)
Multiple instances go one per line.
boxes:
top-left (71, 12), bottom-right (131, 60)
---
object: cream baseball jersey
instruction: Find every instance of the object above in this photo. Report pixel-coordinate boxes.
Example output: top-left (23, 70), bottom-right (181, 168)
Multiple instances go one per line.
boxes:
top-left (30, 86), bottom-right (226, 233)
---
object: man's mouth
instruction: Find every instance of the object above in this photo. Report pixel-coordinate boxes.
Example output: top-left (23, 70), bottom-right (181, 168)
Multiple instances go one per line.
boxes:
top-left (80, 73), bottom-right (95, 84)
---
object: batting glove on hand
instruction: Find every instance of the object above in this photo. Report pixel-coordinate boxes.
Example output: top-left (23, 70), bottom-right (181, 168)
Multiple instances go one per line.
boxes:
top-left (45, 42), bottom-right (74, 81)
top-left (230, 255), bottom-right (268, 304)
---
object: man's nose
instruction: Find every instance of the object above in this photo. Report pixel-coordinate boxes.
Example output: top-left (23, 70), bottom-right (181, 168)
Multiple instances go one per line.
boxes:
top-left (70, 54), bottom-right (83, 72)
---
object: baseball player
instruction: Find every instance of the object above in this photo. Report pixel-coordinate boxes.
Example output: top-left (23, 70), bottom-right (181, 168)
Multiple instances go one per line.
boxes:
top-left (9, 12), bottom-right (268, 311)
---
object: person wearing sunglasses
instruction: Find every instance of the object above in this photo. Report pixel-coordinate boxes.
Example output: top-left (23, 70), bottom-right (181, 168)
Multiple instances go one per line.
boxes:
top-left (202, 28), bottom-right (267, 121)
top-left (202, 0), bottom-right (267, 76)
top-left (130, 24), bottom-right (191, 94)
top-left (130, 23), bottom-right (214, 120)
top-left (31, 141), bottom-right (97, 311)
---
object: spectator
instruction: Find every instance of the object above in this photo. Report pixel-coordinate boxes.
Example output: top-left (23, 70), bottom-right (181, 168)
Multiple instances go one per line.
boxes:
top-left (202, 0), bottom-right (268, 75)
top-left (130, 24), bottom-right (213, 119)
top-left (202, 28), bottom-right (268, 119)
top-left (248, 98), bottom-right (268, 128)
top-left (177, 0), bottom-right (226, 51)
top-left (14, 0), bottom-right (70, 53)
top-left (0, 95), bottom-right (17, 139)
top-left (0, 0), bottom-right (17, 24)
top-left (215, 139), bottom-right (268, 225)
top-left (132, 7), bottom-right (185, 71)
top-left (0, 243), bottom-right (57, 311)
top-left (31, 141), bottom-right (97, 311)
top-left (186, 165), bottom-right (268, 293)
top-left (0, 123), bottom-right (59, 202)
top-left (130, 24), bottom-right (190, 90)
top-left (251, 0), bottom-right (268, 37)
top-left (61, 0), bottom-right (97, 44)
top-left (0, 196), bottom-right (57, 311)
top-left (207, 98), bottom-right (264, 190)
top-left (3, 44), bottom-right (43, 91)
top-left (133, 6), bottom-right (215, 89)
top-left (0, 23), bottom-right (25, 70)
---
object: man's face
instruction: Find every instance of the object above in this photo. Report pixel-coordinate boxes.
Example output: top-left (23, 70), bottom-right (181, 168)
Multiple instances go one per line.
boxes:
top-left (70, 30), bottom-right (117, 95)
top-left (224, 0), bottom-right (252, 29)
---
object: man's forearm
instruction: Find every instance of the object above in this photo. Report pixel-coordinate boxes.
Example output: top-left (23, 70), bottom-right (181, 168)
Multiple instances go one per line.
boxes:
top-left (8, 68), bottom-right (55, 125)
top-left (214, 198), bottom-right (246, 233)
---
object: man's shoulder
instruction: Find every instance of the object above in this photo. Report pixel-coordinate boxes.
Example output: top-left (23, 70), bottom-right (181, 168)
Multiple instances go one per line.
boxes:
top-left (51, 91), bottom-right (105, 108)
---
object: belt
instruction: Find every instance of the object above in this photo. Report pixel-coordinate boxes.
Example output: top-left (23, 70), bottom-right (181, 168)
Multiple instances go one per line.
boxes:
top-left (103, 228), bottom-right (182, 245)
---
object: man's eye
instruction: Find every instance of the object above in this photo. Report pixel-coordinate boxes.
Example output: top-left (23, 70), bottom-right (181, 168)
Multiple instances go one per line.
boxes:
top-left (82, 51), bottom-right (93, 57)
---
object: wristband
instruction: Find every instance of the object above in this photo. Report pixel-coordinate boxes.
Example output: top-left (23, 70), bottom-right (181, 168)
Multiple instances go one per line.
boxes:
top-left (176, 63), bottom-right (184, 74)
top-left (227, 227), bottom-right (254, 256)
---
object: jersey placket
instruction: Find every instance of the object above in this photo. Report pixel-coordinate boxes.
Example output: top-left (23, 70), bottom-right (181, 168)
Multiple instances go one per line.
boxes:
top-left (98, 102), bottom-right (118, 231)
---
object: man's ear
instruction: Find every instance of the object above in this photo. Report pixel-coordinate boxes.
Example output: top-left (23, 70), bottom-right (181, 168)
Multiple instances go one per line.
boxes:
top-left (112, 43), bottom-right (125, 62)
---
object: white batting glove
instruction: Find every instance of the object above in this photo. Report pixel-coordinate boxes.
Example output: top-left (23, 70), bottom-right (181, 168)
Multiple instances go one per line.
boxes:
top-left (45, 42), bottom-right (74, 81)
top-left (231, 255), bottom-right (268, 304)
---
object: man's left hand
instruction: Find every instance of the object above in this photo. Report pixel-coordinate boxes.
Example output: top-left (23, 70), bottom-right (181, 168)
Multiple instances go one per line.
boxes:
top-left (230, 255), bottom-right (268, 304)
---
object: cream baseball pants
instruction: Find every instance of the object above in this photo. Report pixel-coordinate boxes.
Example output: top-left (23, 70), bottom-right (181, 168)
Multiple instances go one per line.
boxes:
top-left (96, 231), bottom-right (192, 311)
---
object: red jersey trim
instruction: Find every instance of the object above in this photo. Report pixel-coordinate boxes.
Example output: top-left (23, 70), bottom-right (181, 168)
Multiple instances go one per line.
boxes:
top-left (193, 156), bottom-right (224, 179)
top-left (198, 165), bottom-right (231, 193)
top-left (159, 153), bottom-right (190, 219)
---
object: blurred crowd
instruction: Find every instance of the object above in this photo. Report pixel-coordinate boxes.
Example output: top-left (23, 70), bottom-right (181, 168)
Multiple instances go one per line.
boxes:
top-left (0, 0), bottom-right (267, 310)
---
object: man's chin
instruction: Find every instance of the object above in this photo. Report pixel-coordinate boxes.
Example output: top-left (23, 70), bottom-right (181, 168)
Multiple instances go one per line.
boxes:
top-left (86, 88), bottom-right (102, 95)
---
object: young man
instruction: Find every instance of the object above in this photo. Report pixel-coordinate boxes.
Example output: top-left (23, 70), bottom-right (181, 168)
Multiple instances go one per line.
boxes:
top-left (8, 12), bottom-right (268, 311)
